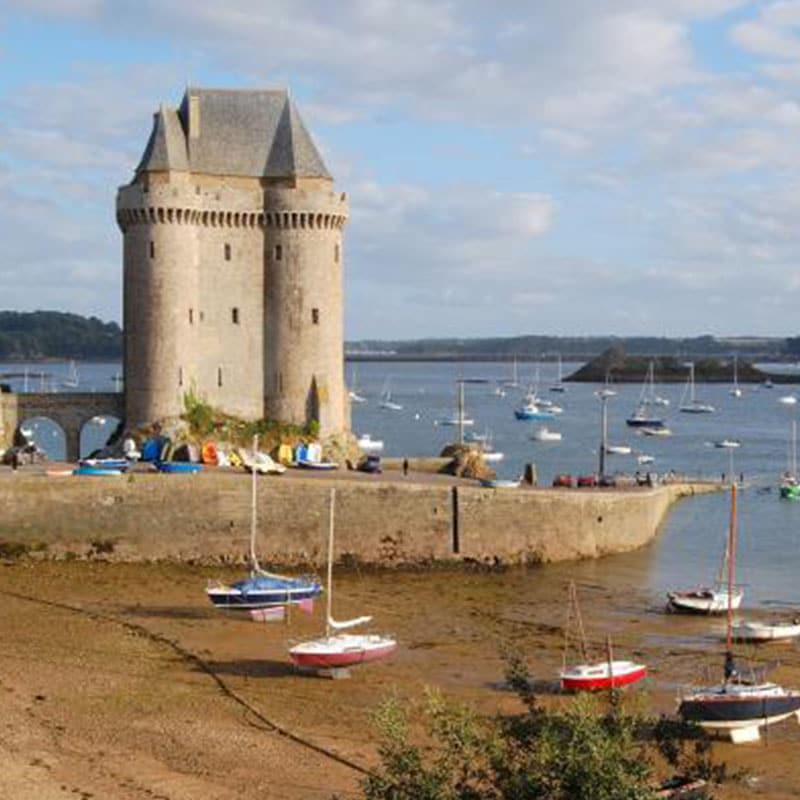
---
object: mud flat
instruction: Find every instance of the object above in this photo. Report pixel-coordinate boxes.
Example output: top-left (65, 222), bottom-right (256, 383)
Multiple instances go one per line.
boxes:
top-left (0, 467), bottom-right (719, 567)
top-left (1, 560), bottom-right (799, 799)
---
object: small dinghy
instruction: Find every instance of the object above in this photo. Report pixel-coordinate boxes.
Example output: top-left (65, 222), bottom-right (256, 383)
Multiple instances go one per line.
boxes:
top-left (605, 444), bottom-right (632, 455)
top-left (733, 619), bottom-right (800, 643)
top-left (714, 439), bottom-right (741, 449)
top-left (79, 458), bottom-right (129, 471)
top-left (296, 459), bottom-right (338, 470)
top-left (73, 466), bottom-right (124, 477)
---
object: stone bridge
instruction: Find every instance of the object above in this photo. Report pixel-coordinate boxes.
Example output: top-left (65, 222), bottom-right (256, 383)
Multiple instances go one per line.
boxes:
top-left (0, 392), bottom-right (125, 462)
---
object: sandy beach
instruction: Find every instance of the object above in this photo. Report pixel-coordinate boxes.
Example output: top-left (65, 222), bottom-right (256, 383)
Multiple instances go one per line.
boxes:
top-left (2, 559), bottom-right (800, 799)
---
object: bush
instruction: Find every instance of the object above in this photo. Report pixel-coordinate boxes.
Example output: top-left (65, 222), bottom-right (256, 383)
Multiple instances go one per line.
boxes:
top-left (360, 656), bottom-right (726, 800)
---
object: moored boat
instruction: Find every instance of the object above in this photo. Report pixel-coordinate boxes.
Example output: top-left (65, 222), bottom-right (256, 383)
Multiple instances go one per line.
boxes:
top-left (289, 489), bottom-right (397, 671)
top-left (531, 426), bottom-right (562, 442)
top-left (560, 581), bottom-right (646, 693)
top-left (560, 660), bottom-right (648, 692)
top-left (677, 484), bottom-right (800, 742)
top-left (733, 619), bottom-right (800, 643)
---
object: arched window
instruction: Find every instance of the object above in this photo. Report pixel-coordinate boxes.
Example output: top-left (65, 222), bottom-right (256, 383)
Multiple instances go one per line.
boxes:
top-left (224, 243), bottom-right (231, 261)
top-left (232, 307), bottom-right (239, 324)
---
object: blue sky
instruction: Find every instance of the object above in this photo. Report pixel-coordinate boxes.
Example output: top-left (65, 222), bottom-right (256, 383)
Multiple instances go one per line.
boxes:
top-left (2, 1), bottom-right (800, 339)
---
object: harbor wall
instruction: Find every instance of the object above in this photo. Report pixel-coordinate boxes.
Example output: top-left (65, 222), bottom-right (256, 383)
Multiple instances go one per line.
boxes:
top-left (0, 473), bottom-right (716, 566)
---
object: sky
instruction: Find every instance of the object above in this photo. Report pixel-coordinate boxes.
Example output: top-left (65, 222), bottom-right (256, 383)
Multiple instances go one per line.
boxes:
top-left (2, 1), bottom-right (800, 340)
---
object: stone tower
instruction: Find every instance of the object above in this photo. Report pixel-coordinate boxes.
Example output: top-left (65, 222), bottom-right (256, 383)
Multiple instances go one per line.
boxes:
top-left (116, 88), bottom-right (348, 437)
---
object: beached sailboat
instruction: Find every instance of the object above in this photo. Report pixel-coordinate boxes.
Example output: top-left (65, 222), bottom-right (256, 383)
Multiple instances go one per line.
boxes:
top-left (289, 489), bottom-right (397, 670)
top-left (679, 362), bottom-right (715, 414)
top-left (667, 513), bottom-right (743, 614)
top-left (733, 618), bottom-right (800, 643)
top-left (559, 581), bottom-right (647, 692)
top-left (207, 438), bottom-right (322, 610)
top-left (678, 485), bottom-right (800, 742)
top-left (626, 361), bottom-right (666, 428)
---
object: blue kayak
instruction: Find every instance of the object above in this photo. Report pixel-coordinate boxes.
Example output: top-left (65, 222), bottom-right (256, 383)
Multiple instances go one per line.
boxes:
top-left (73, 466), bottom-right (124, 476)
top-left (154, 461), bottom-right (203, 474)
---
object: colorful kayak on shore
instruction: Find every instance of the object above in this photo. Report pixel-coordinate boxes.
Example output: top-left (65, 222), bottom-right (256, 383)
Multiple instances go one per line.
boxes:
top-left (154, 461), bottom-right (203, 474)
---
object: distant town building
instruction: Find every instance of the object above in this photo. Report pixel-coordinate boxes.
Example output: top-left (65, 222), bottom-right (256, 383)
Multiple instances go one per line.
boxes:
top-left (116, 88), bottom-right (348, 436)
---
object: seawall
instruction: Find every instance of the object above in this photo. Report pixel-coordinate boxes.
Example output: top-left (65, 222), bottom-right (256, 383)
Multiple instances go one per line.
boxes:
top-left (0, 471), bottom-right (718, 566)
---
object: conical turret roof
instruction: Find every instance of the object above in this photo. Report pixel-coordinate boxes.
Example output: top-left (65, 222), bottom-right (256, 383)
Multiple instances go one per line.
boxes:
top-left (135, 88), bottom-right (331, 180)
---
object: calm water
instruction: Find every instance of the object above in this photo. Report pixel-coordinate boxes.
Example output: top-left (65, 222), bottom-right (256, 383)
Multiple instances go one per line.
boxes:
top-left (4, 358), bottom-right (800, 608)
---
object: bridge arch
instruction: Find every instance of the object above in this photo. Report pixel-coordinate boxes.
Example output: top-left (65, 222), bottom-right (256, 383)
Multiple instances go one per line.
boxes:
top-left (1, 393), bottom-right (125, 462)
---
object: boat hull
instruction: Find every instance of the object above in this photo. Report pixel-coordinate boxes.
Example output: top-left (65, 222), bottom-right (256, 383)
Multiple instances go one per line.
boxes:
top-left (289, 634), bottom-right (397, 668)
top-left (207, 579), bottom-right (323, 610)
top-left (154, 462), bottom-right (203, 474)
top-left (626, 418), bottom-right (664, 428)
top-left (514, 410), bottom-right (555, 421)
top-left (679, 687), bottom-right (800, 731)
top-left (734, 621), bottom-right (800, 642)
top-left (560, 661), bottom-right (647, 692)
top-left (667, 588), bottom-right (742, 615)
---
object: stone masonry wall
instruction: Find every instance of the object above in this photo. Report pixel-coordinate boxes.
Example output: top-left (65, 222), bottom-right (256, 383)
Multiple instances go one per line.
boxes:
top-left (0, 473), bottom-right (712, 566)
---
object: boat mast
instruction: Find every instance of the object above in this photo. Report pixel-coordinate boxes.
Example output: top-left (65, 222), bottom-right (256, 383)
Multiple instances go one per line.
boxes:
top-left (793, 420), bottom-right (798, 479)
top-left (325, 488), bottom-right (336, 638)
top-left (726, 484), bottom-right (738, 656)
top-left (457, 379), bottom-right (465, 445)
top-left (250, 434), bottom-right (261, 574)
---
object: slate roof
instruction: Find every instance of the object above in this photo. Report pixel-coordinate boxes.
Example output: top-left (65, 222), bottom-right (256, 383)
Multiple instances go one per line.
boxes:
top-left (136, 88), bottom-right (331, 179)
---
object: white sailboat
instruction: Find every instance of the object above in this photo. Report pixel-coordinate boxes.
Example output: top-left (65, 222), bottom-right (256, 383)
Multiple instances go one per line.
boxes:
top-left (679, 362), bottom-right (715, 413)
top-left (288, 489), bottom-right (397, 672)
top-left (730, 355), bottom-right (742, 398)
top-left (348, 363), bottom-right (366, 404)
top-left (378, 378), bottom-right (403, 411)
top-left (62, 360), bottom-right (79, 389)
top-left (667, 503), bottom-right (743, 614)
top-left (549, 354), bottom-right (566, 393)
top-left (502, 356), bottom-right (520, 389)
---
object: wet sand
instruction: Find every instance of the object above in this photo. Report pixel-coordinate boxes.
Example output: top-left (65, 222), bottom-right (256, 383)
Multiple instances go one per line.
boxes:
top-left (2, 559), bottom-right (800, 798)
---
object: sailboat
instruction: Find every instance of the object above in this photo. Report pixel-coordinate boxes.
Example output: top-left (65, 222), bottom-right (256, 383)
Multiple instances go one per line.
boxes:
top-left (378, 378), bottom-right (403, 411)
top-left (62, 360), bottom-right (79, 389)
top-left (729, 355), bottom-right (742, 398)
top-left (206, 437), bottom-right (323, 610)
top-left (348, 363), bottom-right (366, 404)
top-left (667, 512), bottom-right (743, 614)
top-left (780, 419), bottom-right (799, 500)
top-left (679, 362), bottom-right (715, 413)
top-left (549, 354), bottom-right (567, 393)
top-left (626, 361), bottom-right (665, 428)
top-left (289, 489), bottom-right (397, 670)
top-left (502, 356), bottom-right (520, 389)
top-left (559, 581), bottom-right (647, 692)
top-left (678, 485), bottom-right (800, 743)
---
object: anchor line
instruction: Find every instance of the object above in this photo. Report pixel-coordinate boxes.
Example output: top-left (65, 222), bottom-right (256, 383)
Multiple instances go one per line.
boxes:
top-left (0, 588), bottom-right (373, 778)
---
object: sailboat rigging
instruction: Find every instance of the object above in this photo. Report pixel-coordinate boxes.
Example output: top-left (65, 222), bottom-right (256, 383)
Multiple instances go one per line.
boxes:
top-left (730, 355), bottom-right (742, 398)
top-left (348, 363), bottom-right (366, 404)
top-left (780, 419), bottom-right (799, 500)
top-left (378, 377), bottom-right (403, 411)
top-left (288, 489), bottom-right (397, 670)
top-left (206, 436), bottom-right (323, 610)
top-left (549, 354), bottom-right (566, 393)
top-left (679, 362), bottom-right (715, 414)
top-left (626, 361), bottom-right (666, 428)
top-left (559, 581), bottom-right (647, 692)
top-left (677, 485), bottom-right (800, 742)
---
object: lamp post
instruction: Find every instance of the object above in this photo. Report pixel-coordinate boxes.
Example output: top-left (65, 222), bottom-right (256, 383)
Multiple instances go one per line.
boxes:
top-left (596, 389), bottom-right (613, 478)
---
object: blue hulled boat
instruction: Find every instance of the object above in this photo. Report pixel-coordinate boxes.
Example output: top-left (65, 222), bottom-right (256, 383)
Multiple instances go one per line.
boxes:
top-left (207, 572), bottom-right (323, 610)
